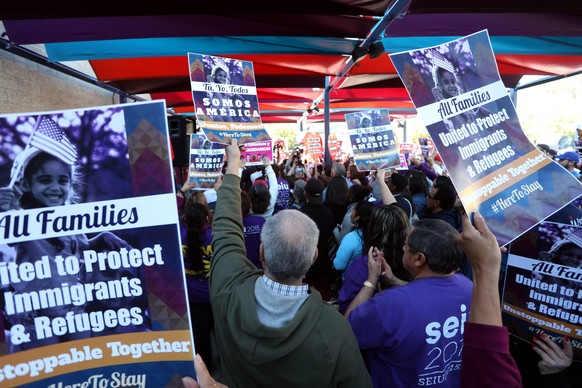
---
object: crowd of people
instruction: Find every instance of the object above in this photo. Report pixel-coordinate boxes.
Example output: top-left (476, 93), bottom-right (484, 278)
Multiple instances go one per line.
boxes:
top-left (175, 139), bottom-right (578, 387)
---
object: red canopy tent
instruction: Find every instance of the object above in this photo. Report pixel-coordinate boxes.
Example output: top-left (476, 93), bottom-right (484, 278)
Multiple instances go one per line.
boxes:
top-left (1, 0), bottom-right (582, 123)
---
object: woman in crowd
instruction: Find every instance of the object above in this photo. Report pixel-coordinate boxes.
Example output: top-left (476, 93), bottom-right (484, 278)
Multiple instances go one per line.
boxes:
top-left (325, 174), bottom-right (350, 227)
top-left (333, 200), bottom-right (375, 279)
top-left (347, 164), bottom-right (368, 186)
top-left (247, 156), bottom-right (279, 218)
top-left (338, 205), bottom-right (410, 314)
top-left (408, 170), bottom-right (430, 220)
top-left (334, 184), bottom-right (372, 243)
top-left (241, 190), bottom-right (265, 268)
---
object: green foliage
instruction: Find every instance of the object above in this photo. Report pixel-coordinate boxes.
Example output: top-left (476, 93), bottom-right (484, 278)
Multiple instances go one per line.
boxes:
top-left (516, 74), bottom-right (582, 147)
top-left (267, 126), bottom-right (300, 151)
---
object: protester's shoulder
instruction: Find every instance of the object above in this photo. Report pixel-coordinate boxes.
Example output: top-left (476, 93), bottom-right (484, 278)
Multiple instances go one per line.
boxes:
top-left (452, 272), bottom-right (474, 287)
top-left (342, 230), bottom-right (361, 243)
top-left (316, 302), bottom-right (354, 331)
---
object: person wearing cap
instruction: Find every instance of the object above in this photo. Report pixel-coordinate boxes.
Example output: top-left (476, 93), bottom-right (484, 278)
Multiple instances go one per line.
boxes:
top-left (555, 151), bottom-right (581, 179)
top-left (300, 177), bottom-right (336, 301)
top-left (210, 139), bottom-right (372, 387)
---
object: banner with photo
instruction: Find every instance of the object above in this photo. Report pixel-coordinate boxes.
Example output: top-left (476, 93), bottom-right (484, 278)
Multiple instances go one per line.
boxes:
top-left (390, 29), bottom-right (582, 246)
top-left (189, 134), bottom-right (225, 189)
top-left (344, 109), bottom-right (400, 172)
top-left (0, 101), bottom-right (195, 386)
top-left (502, 217), bottom-right (582, 361)
top-left (418, 137), bottom-right (435, 157)
top-left (188, 53), bottom-right (271, 145)
top-left (241, 140), bottom-right (273, 167)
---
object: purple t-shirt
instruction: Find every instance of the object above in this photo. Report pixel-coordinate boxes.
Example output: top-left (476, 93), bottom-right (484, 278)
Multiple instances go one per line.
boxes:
top-left (243, 214), bottom-right (266, 268)
top-left (182, 225), bottom-right (212, 303)
top-left (348, 274), bottom-right (472, 388)
top-left (338, 254), bottom-right (371, 314)
top-left (274, 177), bottom-right (291, 213)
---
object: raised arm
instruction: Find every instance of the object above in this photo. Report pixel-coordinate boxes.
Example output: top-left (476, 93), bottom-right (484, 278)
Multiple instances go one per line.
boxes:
top-left (376, 168), bottom-right (396, 206)
top-left (210, 139), bottom-right (256, 294)
top-left (457, 211), bottom-right (522, 387)
top-left (457, 211), bottom-right (502, 325)
top-left (263, 156), bottom-right (278, 217)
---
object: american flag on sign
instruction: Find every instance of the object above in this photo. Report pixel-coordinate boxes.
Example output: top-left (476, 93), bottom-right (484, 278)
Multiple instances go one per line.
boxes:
top-left (431, 49), bottom-right (455, 74)
top-left (29, 116), bottom-right (78, 165)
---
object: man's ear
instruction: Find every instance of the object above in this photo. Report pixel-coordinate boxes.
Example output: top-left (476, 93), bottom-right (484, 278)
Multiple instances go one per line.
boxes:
top-left (312, 247), bottom-right (318, 264)
top-left (413, 251), bottom-right (426, 268)
top-left (259, 243), bottom-right (265, 268)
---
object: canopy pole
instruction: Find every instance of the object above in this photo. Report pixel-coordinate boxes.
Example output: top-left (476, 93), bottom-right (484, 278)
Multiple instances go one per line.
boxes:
top-left (324, 76), bottom-right (332, 166)
top-left (313, 0), bottom-right (411, 147)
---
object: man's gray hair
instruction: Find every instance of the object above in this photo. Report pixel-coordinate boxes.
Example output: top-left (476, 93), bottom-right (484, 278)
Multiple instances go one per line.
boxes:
top-left (293, 179), bottom-right (307, 201)
top-left (332, 162), bottom-right (346, 177)
top-left (261, 209), bottom-right (319, 282)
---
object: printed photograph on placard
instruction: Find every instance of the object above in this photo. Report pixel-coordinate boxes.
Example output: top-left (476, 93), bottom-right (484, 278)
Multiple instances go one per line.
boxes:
top-left (390, 30), bottom-right (582, 246)
top-left (241, 140), bottom-right (273, 166)
top-left (188, 53), bottom-right (271, 145)
top-left (189, 133), bottom-right (225, 189)
top-left (502, 220), bottom-right (582, 361)
top-left (0, 102), bottom-right (196, 386)
top-left (344, 109), bottom-right (399, 171)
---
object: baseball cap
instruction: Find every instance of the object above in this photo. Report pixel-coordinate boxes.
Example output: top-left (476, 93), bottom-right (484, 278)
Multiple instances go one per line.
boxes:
top-left (556, 151), bottom-right (580, 164)
top-left (250, 170), bottom-right (263, 183)
top-left (252, 179), bottom-right (268, 188)
top-left (304, 178), bottom-right (324, 204)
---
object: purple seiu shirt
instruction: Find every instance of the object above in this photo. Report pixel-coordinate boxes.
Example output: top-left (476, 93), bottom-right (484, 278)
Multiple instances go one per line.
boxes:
top-left (243, 214), bottom-right (265, 268)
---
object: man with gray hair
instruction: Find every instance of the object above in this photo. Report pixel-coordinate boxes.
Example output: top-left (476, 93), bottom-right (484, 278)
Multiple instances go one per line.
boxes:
top-left (290, 178), bottom-right (307, 209)
top-left (210, 139), bottom-right (371, 387)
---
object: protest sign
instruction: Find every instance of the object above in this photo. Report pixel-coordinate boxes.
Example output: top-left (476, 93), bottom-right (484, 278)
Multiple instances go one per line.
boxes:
top-left (398, 142), bottom-right (414, 164)
top-left (419, 138), bottom-right (430, 157)
top-left (189, 134), bottom-right (225, 189)
top-left (0, 101), bottom-right (195, 386)
top-left (241, 140), bottom-right (273, 166)
top-left (390, 29), bottom-right (582, 246)
top-left (328, 133), bottom-right (340, 162)
top-left (302, 132), bottom-right (323, 162)
top-left (502, 219), bottom-right (582, 361)
top-left (188, 53), bottom-right (271, 145)
top-left (344, 109), bottom-right (400, 171)
top-left (272, 139), bottom-right (286, 164)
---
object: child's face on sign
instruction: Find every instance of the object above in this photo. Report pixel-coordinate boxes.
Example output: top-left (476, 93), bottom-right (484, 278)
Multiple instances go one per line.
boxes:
top-left (24, 159), bottom-right (72, 207)
top-left (215, 69), bottom-right (228, 84)
top-left (556, 245), bottom-right (582, 268)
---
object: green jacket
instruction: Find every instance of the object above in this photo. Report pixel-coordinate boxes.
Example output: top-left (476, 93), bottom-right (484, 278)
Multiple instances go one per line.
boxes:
top-left (211, 173), bottom-right (372, 388)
